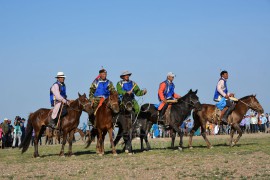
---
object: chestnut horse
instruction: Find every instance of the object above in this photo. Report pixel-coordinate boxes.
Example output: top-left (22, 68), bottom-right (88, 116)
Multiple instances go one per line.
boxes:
top-left (189, 95), bottom-right (264, 149)
top-left (86, 91), bottom-right (119, 156)
top-left (20, 93), bottom-right (93, 157)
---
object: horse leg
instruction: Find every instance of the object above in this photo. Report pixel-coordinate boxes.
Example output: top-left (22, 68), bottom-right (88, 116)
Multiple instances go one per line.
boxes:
top-left (200, 123), bottom-right (212, 149)
top-left (108, 128), bottom-right (117, 156)
top-left (171, 129), bottom-right (176, 149)
top-left (68, 130), bottom-right (75, 156)
top-left (179, 128), bottom-right (184, 148)
top-left (170, 125), bottom-right (183, 151)
top-left (113, 128), bottom-right (123, 147)
top-left (188, 121), bottom-right (201, 149)
top-left (231, 124), bottom-right (242, 147)
top-left (144, 121), bottom-right (152, 151)
top-left (33, 134), bottom-right (40, 158)
top-left (59, 131), bottom-right (67, 157)
top-left (229, 126), bottom-right (235, 147)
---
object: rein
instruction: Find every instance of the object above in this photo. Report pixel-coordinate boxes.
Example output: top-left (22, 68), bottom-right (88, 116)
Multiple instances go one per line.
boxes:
top-left (239, 97), bottom-right (261, 112)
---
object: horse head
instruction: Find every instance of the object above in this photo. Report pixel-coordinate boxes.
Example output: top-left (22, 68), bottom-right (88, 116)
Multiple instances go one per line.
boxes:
top-left (108, 91), bottom-right (120, 114)
top-left (78, 93), bottom-right (94, 115)
top-left (187, 89), bottom-right (202, 111)
top-left (242, 95), bottom-right (264, 114)
top-left (121, 93), bottom-right (134, 112)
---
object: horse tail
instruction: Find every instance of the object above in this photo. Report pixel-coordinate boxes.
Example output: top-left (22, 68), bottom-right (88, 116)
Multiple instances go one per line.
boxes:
top-left (19, 113), bottom-right (34, 153)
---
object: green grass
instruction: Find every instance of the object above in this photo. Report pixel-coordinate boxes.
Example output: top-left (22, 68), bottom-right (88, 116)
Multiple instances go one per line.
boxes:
top-left (0, 134), bottom-right (270, 179)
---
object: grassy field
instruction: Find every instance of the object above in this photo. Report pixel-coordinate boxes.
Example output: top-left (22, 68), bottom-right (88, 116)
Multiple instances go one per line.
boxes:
top-left (0, 133), bottom-right (270, 180)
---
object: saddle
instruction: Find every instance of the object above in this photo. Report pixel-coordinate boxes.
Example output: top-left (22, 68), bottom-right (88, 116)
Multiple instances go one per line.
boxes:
top-left (158, 105), bottom-right (172, 126)
top-left (211, 107), bottom-right (228, 124)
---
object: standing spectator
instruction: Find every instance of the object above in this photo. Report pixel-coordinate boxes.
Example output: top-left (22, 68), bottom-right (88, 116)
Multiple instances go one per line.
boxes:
top-left (266, 113), bottom-right (269, 129)
top-left (245, 114), bottom-right (251, 134)
top-left (152, 124), bottom-right (160, 138)
top-left (31, 129), bottom-right (35, 146)
top-left (82, 122), bottom-right (87, 134)
top-left (260, 114), bottom-right (267, 133)
top-left (20, 118), bottom-right (26, 142)
top-left (0, 123), bottom-right (3, 148)
top-left (239, 116), bottom-right (246, 133)
top-left (12, 118), bottom-right (22, 148)
top-left (186, 119), bottom-right (193, 135)
top-left (250, 113), bottom-right (258, 133)
top-left (2, 118), bottom-right (9, 148)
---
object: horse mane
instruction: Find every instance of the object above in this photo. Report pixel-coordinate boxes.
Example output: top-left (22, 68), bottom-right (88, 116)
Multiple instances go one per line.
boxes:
top-left (239, 95), bottom-right (254, 101)
top-left (177, 91), bottom-right (191, 104)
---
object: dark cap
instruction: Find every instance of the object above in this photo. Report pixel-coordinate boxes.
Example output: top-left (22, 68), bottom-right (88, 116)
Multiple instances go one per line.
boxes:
top-left (99, 69), bottom-right (107, 73)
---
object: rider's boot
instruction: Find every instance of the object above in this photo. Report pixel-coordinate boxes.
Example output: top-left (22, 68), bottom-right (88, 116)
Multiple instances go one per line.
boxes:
top-left (48, 117), bottom-right (58, 129)
top-left (221, 104), bottom-right (235, 125)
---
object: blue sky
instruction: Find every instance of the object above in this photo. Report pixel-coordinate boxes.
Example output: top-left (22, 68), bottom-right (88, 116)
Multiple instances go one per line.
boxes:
top-left (0, 1), bottom-right (269, 126)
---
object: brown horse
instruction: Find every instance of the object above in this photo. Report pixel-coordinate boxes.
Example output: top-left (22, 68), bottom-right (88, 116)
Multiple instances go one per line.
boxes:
top-left (20, 93), bottom-right (93, 157)
top-left (86, 91), bottom-right (119, 156)
top-left (189, 95), bottom-right (264, 149)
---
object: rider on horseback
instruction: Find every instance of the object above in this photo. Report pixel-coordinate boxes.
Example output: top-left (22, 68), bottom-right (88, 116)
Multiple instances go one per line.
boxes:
top-left (89, 68), bottom-right (116, 126)
top-left (116, 70), bottom-right (147, 117)
top-left (48, 72), bottom-right (70, 129)
top-left (158, 72), bottom-right (181, 121)
top-left (213, 70), bottom-right (235, 125)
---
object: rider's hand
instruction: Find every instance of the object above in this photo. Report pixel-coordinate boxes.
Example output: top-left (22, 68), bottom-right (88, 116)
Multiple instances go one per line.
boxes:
top-left (229, 93), bottom-right (235, 97)
top-left (225, 95), bottom-right (230, 99)
top-left (66, 100), bottom-right (71, 106)
top-left (163, 99), bottom-right (167, 103)
top-left (143, 89), bottom-right (147, 95)
top-left (127, 91), bottom-right (132, 95)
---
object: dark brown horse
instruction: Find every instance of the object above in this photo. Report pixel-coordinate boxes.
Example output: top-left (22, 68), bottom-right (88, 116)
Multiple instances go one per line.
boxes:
top-left (20, 93), bottom-right (93, 157)
top-left (86, 91), bottom-right (119, 156)
top-left (189, 95), bottom-right (264, 149)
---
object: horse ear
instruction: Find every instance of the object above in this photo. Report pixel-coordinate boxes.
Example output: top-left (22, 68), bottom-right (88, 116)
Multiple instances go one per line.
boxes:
top-left (189, 89), bottom-right (192, 93)
top-left (83, 93), bottom-right (86, 97)
top-left (78, 92), bottom-right (81, 97)
top-left (195, 89), bottom-right (198, 94)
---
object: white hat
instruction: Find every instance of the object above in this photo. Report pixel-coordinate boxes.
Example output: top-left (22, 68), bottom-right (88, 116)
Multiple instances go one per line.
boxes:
top-left (55, 72), bottom-right (66, 78)
top-left (120, 71), bottom-right (132, 78)
top-left (261, 113), bottom-right (265, 116)
top-left (4, 118), bottom-right (8, 121)
top-left (167, 72), bottom-right (175, 77)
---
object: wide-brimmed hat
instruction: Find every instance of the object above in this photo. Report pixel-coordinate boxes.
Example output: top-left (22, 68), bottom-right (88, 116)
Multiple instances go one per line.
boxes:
top-left (167, 72), bottom-right (175, 77)
top-left (55, 72), bottom-right (66, 78)
top-left (120, 71), bottom-right (132, 78)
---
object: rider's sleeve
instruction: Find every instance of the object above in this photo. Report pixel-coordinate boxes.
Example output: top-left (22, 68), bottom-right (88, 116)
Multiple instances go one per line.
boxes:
top-left (51, 84), bottom-right (67, 104)
top-left (217, 80), bottom-right (227, 97)
top-left (158, 82), bottom-right (166, 101)
top-left (173, 93), bottom-right (181, 99)
top-left (133, 84), bottom-right (145, 97)
top-left (89, 82), bottom-right (96, 100)
top-left (116, 82), bottom-right (126, 95)
top-left (108, 81), bottom-right (117, 93)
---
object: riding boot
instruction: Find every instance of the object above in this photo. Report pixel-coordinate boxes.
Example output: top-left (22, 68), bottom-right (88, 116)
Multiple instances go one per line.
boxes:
top-left (221, 104), bottom-right (235, 125)
top-left (158, 104), bottom-right (168, 121)
top-left (48, 117), bottom-right (58, 129)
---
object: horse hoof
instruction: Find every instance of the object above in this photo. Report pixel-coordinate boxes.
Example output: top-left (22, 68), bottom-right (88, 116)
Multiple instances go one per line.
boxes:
top-left (113, 153), bottom-right (118, 157)
top-left (210, 146), bottom-right (214, 149)
top-left (60, 155), bottom-right (65, 158)
top-left (189, 147), bottom-right (193, 150)
top-left (128, 153), bottom-right (132, 156)
top-left (178, 147), bottom-right (183, 151)
top-left (125, 150), bottom-right (129, 154)
top-left (98, 154), bottom-right (103, 157)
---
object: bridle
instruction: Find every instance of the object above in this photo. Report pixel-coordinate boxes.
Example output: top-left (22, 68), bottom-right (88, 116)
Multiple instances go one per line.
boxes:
top-left (180, 96), bottom-right (200, 109)
top-left (78, 98), bottom-right (92, 110)
top-left (239, 97), bottom-right (261, 112)
top-left (107, 96), bottom-right (119, 110)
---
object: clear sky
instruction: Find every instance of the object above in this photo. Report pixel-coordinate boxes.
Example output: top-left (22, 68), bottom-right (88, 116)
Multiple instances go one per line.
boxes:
top-left (0, 1), bottom-right (269, 126)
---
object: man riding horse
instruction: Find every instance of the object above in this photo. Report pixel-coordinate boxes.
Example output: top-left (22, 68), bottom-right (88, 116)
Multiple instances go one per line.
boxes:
top-left (213, 70), bottom-right (235, 125)
top-left (116, 71), bottom-right (147, 118)
top-left (158, 72), bottom-right (181, 121)
top-left (49, 72), bottom-right (70, 129)
top-left (89, 68), bottom-right (116, 126)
